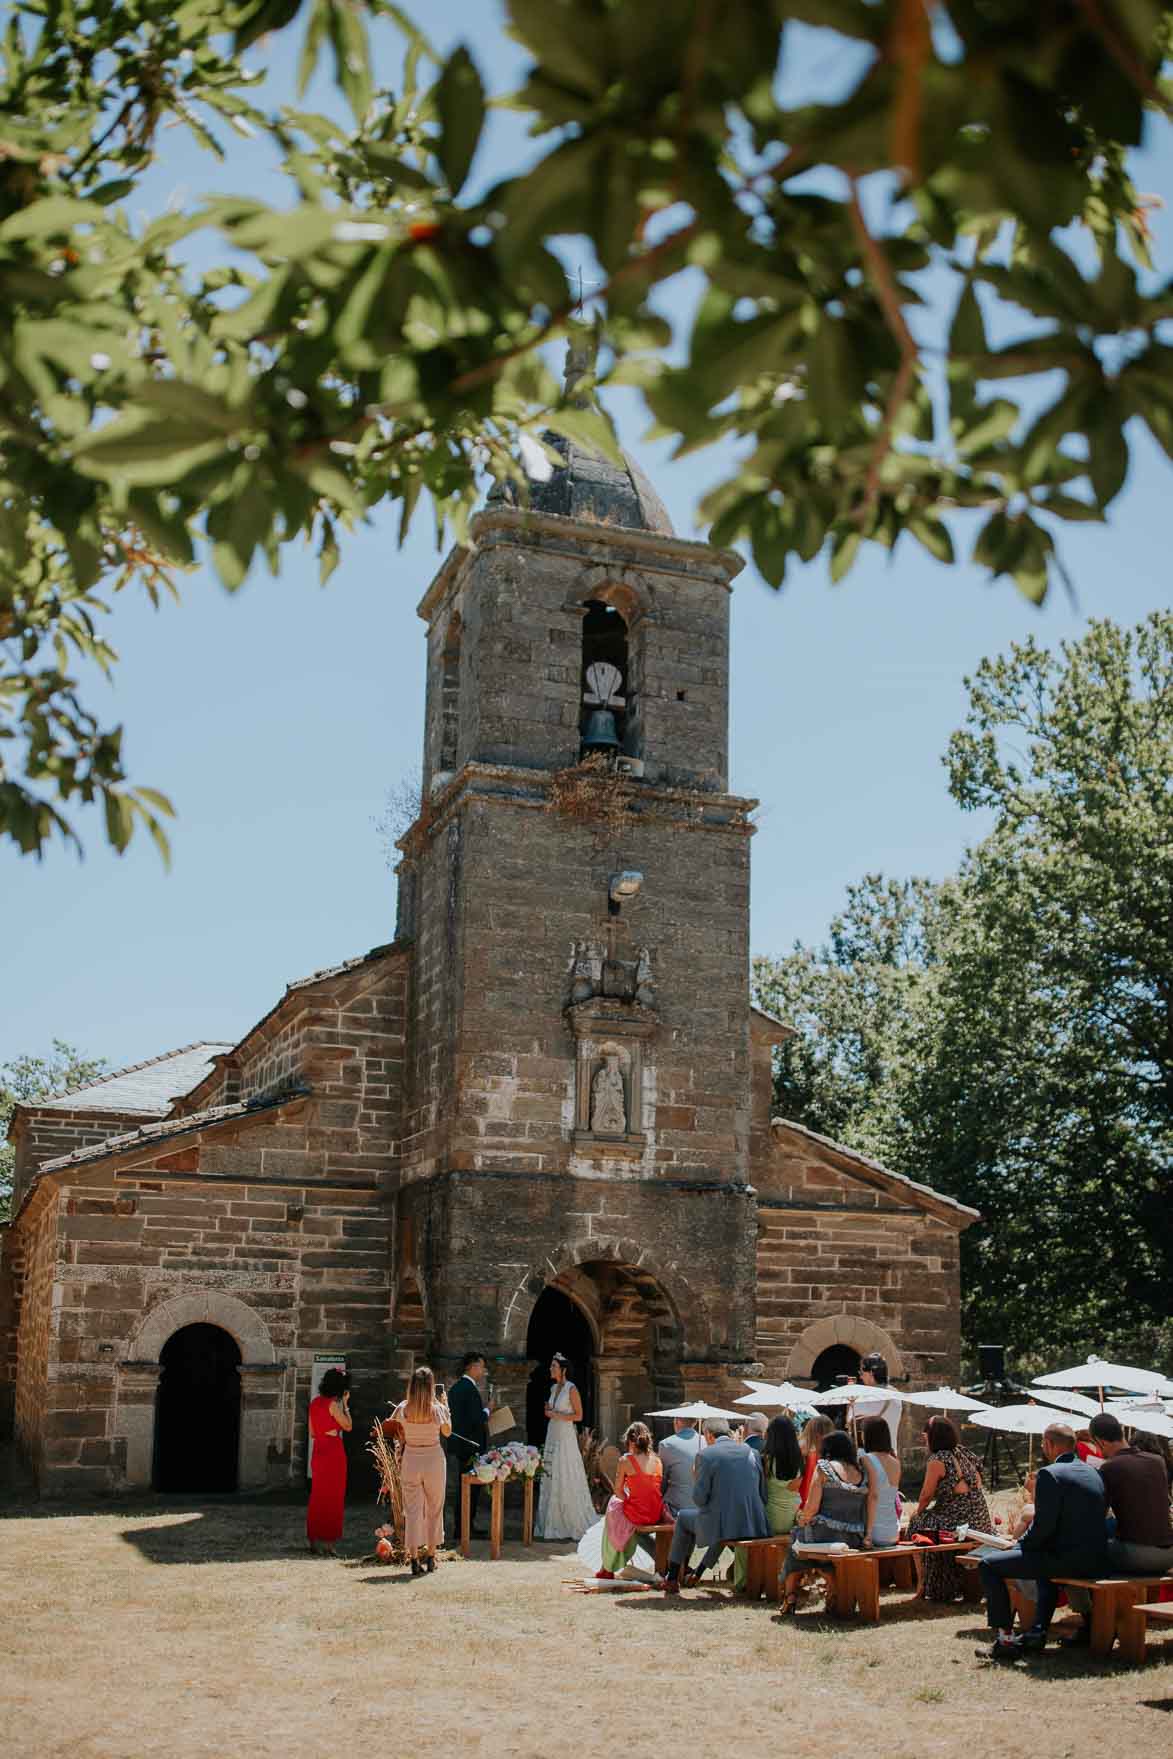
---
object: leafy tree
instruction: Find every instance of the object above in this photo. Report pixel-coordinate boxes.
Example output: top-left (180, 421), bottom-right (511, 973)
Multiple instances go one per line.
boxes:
top-left (0, 1040), bottom-right (107, 1219)
top-left (2, 1), bottom-right (1172, 859)
top-left (751, 873), bottom-right (943, 1166)
top-left (754, 613), bottom-right (1173, 1365)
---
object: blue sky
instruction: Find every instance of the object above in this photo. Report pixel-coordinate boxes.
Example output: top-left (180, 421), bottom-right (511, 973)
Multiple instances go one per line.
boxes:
top-left (2, 3), bottom-right (1170, 1074)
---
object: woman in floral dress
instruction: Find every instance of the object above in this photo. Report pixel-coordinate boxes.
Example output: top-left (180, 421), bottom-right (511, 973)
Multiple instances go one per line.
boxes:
top-left (906, 1414), bottom-right (991, 1601)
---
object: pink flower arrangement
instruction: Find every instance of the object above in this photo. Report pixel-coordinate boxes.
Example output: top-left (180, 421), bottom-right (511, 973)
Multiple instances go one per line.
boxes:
top-left (473, 1441), bottom-right (543, 1482)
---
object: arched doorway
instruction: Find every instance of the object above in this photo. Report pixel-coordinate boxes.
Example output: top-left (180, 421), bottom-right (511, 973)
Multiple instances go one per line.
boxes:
top-left (526, 1286), bottom-right (596, 1446)
top-left (154, 1324), bottom-right (242, 1492)
top-left (811, 1343), bottom-right (861, 1391)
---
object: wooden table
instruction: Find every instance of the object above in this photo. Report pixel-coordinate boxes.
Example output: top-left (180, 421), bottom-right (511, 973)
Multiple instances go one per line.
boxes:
top-left (460, 1471), bottom-right (535, 1559)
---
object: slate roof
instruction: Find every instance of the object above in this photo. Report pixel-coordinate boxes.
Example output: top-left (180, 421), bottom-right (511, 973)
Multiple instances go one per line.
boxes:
top-left (32, 1042), bottom-right (233, 1118)
top-left (771, 1116), bottom-right (981, 1225)
top-left (488, 433), bottom-right (675, 535)
top-left (37, 1088), bottom-right (309, 1176)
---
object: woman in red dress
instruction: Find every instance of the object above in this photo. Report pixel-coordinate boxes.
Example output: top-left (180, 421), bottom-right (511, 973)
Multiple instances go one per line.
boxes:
top-left (307, 1368), bottom-right (351, 1554)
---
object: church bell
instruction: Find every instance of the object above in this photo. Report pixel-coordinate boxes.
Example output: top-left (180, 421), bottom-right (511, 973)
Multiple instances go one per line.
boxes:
top-left (581, 707), bottom-right (620, 751)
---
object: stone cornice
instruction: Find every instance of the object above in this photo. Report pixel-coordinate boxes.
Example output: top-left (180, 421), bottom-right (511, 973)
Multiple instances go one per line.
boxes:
top-left (416, 506), bottom-right (744, 622)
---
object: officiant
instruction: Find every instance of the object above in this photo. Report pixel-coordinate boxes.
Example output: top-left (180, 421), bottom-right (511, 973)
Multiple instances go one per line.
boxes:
top-left (446, 1352), bottom-right (491, 1536)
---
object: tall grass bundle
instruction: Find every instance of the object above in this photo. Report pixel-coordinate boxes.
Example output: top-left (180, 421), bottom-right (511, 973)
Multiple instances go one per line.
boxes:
top-left (366, 1420), bottom-right (406, 1542)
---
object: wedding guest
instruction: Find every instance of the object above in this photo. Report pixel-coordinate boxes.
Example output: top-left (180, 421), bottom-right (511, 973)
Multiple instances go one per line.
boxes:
top-left (307, 1367), bottom-right (352, 1556)
top-left (855, 1353), bottom-right (902, 1450)
top-left (906, 1415), bottom-right (992, 1601)
top-left (742, 1412), bottom-right (768, 1454)
top-left (732, 1412), bottom-right (804, 1593)
top-left (798, 1414), bottom-right (835, 1505)
top-left (780, 1430), bottom-right (868, 1613)
top-left (1133, 1429), bottom-right (1173, 1493)
top-left (1062, 1412), bottom-right (1173, 1645)
top-left (659, 1416), bottom-right (702, 1518)
top-left (1074, 1427), bottom-right (1104, 1464)
top-left (977, 1421), bottom-right (1107, 1659)
top-left (392, 1366), bottom-right (452, 1577)
top-left (597, 1422), bottom-right (664, 1578)
top-left (661, 1418), bottom-right (767, 1593)
top-left (859, 1416), bottom-right (902, 1549)
top-left (446, 1351), bottom-right (490, 1538)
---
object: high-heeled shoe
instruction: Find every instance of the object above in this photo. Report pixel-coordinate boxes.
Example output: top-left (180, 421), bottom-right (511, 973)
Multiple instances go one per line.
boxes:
top-left (410, 1557), bottom-right (421, 1578)
top-left (424, 1552), bottom-right (436, 1573)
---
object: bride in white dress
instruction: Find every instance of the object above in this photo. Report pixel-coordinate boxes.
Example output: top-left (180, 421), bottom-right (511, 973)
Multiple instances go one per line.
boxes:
top-left (535, 1352), bottom-right (597, 1541)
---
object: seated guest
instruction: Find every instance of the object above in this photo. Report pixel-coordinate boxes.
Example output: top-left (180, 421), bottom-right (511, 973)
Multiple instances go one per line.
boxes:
top-left (1133, 1429), bottom-right (1173, 1494)
top-left (1008, 1470), bottom-right (1038, 1540)
top-left (859, 1416), bottom-right (902, 1549)
top-left (907, 1415), bottom-right (992, 1601)
top-left (597, 1421), bottom-right (664, 1579)
top-left (733, 1414), bottom-right (803, 1591)
top-left (659, 1416), bottom-right (701, 1519)
top-left (1074, 1427), bottom-right (1103, 1465)
top-left (661, 1417), bottom-right (767, 1594)
top-left (779, 1430), bottom-right (868, 1614)
top-left (1062, 1412), bottom-right (1173, 1645)
top-left (743, 1412), bottom-right (768, 1454)
top-left (977, 1421), bottom-right (1108, 1659)
top-left (798, 1414), bottom-right (835, 1507)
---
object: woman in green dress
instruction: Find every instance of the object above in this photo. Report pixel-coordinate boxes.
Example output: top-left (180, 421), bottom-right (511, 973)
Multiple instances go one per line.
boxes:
top-left (734, 1412), bottom-right (804, 1589)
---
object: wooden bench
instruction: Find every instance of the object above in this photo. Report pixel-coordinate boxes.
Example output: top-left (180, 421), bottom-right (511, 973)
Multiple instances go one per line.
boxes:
top-left (1123, 1602), bottom-right (1173, 1666)
top-left (732, 1536), bottom-right (790, 1600)
top-left (796, 1541), bottom-right (979, 1620)
top-left (633, 1523), bottom-right (676, 1575)
top-left (1052, 1576), bottom-right (1173, 1663)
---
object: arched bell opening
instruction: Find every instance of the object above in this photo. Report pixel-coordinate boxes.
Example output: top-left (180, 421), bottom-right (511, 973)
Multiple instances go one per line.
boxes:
top-left (153, 1323), bottom-right (242, 1493)
top-left (580, 599), bottom-right (630, 758)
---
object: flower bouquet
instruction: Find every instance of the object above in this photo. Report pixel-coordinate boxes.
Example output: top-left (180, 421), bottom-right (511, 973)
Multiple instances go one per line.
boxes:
top-left (472, 1441), bottom-right (542, 1482)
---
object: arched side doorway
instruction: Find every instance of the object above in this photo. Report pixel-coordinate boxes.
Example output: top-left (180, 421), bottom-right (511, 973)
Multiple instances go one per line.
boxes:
top-left (810, 1343), bottom-right (861, 1391)
top-left (785, 1316), bottom-right (905, 1386)
top-left (154, 1324), bottom-right (242, 1493)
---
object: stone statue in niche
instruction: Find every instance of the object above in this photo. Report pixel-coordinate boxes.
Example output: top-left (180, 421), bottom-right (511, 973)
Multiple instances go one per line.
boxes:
top-left (590, 1053), bottom-right (627, 1135)
top-left (568, 940), bottom-right (605, 1005)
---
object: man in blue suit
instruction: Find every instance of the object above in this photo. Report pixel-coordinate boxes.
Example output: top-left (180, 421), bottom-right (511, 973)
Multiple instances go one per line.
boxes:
top-left (661, 1417), bottom-right (767, 1593)
top-left (977, 1421), bottom-right (1108, 1658)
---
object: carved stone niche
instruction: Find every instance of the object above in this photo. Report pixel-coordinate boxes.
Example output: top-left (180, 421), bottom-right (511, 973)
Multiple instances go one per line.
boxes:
top-left (566, 996), bottom-right (658, 1156)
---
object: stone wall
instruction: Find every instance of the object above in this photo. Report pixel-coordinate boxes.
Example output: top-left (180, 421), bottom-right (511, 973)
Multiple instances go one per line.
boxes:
top-left (9, 1107), bottom-right (145, 1215)
top-left (11, 1186), bottom-right (59, 1470)
top-left (752, 1126), bottom-right (964, 1399)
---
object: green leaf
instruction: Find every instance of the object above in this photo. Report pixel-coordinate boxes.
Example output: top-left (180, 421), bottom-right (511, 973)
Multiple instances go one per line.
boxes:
top-left (908, 515), bottom-right (955, 563)
top-left (207, 486), bottom-right (270, 590)
top-left (807, 319), bottom-right (855, 440)
top-left (949, 283), bottom-right (988, 360)
top-left (434, 46), bottom-right (485, 195)
top-left (829, 526), bottom-right (861, 583)
top-left (1034, 490), bottom-right (1102, 522)
top-left (1088, 411), bottom-right (1128, 509)
top-left (72, 416), bottom-right (230, 485)
top-left (0, 197), bottom-right (109, 241)
top-left (955, 398), bottom-right (1018, 458)
top-left (327, 0), bottom-right (373, 122)
top-left (505, 0), bottom-right (609, 98)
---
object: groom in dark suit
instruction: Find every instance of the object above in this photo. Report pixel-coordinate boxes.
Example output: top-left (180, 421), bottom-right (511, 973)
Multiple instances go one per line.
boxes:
top-left (446, 1352), bottom-right (491, 1535)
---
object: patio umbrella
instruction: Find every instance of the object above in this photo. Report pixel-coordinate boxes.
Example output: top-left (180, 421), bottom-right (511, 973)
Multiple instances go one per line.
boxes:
top-left (903, 1387), bottom-right (991, 1414)
top-left (646, 1400), bottom-right (742, 1421)
top-left (970, 1404), bottom-right (1080, 1436)
top-left (808, 1383), bottom-right (911, 1409)
top-left (1106, 1403), bottom-right (1173, 1441)
top-left (733, 1381), bottom-right (812, 1408)
top-left (1032, 1359), bottom-right (1172, 1401)
top-left (1025, 1386), bottom-right (1103, 1419)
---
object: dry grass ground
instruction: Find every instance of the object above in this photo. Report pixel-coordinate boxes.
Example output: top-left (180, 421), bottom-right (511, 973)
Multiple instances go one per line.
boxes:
top-left (1, 1492), bottom-right (1171, 1759)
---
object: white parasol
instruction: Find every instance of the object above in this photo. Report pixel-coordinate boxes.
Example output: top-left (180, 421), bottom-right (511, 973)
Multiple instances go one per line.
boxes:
top-left (970, 1404), bottom-right (1074, 1437)
top-left (808, 1382), bottom-right (910, 1410)
top-left (1031, 1358), bottom-right (1173, 1400)
top-left (647, 1400), bottom-right (742, 1421)
top-left (1106, 1403), bottom-right (1173, 1440)
top-left (733, 1380), bottom-right (813, 1409)
top-left (1025, 1386), bottom-right (1104, 1419)
top-left (902, 1387), bottom-right (991, 1413)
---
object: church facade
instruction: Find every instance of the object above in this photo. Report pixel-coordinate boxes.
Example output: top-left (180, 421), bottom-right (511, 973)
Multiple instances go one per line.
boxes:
top-left (0, 437), bottom-right (977, 1497)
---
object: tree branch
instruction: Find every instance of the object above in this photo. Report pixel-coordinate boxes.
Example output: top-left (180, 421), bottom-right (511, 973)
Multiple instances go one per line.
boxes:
top-left (847, 179), bottom-right (919, 524)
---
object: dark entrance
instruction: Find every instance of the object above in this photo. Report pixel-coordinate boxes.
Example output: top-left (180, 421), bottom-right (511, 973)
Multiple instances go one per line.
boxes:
top-left (811, 1344), bottom-right (861, 1390)
top-left (154, 1323), bottom-right (242, 1493)
top-left (525, 1285), bottom-right (596, 1446)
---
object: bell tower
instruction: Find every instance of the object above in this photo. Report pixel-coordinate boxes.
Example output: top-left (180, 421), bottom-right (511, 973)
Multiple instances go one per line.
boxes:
top-left (394, 400), bottom-right (761, 1436)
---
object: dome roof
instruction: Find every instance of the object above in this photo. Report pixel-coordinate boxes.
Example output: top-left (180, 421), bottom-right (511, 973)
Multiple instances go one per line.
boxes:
top-left (488, 430), bottom-right (674, 536)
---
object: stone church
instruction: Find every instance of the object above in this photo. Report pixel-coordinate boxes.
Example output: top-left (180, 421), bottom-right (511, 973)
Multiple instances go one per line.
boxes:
top-left (0, 412), bottom-right (977, 1497)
